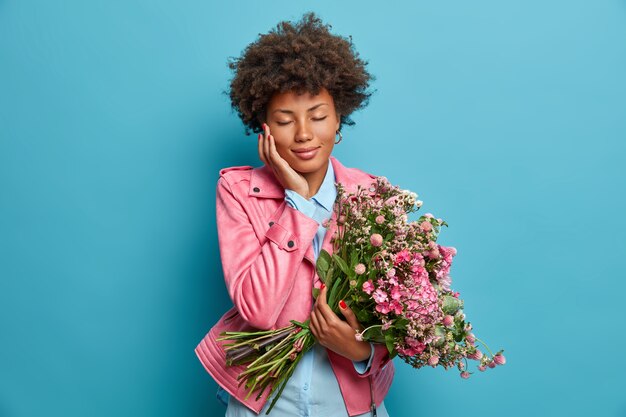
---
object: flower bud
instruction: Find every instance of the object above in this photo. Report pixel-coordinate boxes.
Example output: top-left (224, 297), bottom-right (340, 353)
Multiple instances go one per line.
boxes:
top-left (493, 353), bottom-right (506, 365)
top-left (460, 371), bottom-right (470, 379)
top-left (428, 356), bottom-right (439, 366)
top-left (443, 315), bottom-right (454, 327)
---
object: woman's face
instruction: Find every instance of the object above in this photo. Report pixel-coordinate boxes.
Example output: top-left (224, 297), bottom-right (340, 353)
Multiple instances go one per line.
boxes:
top-left (264, 87), bottom-right (340, 176)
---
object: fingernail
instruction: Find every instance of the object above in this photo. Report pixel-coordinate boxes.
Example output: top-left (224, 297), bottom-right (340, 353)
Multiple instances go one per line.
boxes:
top-left (320, 283), bottom-right (325, 290)
top-left (258, 133), bottom-right (262, 140)
top-left (339, 300), bottom-right (347, 309)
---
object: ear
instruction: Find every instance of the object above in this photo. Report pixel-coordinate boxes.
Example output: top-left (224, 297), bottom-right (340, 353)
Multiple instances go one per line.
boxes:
top-left (335, 113), bottom-right (341, 131)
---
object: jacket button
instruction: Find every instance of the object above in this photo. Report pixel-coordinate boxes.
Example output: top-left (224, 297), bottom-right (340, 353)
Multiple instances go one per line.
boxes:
top-left (269, 221), bottom-right (274, 227)
top-left (253, 187), bottom-right (260, 193)
top-left (287, 240), bottom-right (294, 248)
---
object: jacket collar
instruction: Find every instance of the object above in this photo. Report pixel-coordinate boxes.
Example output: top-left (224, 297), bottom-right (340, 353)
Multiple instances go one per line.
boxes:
top-left (248, 156), bottom-right (373, 199)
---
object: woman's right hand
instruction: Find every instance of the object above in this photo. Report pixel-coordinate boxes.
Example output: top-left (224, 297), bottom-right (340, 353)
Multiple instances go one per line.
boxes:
top-left (258, 123), bottom-right (310, 199)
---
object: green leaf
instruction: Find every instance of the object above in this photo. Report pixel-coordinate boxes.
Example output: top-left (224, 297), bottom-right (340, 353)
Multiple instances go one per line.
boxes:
top-left (332, 254), bottom-right (350, 276)
top-left (328, 277), bottom-right (343, 311)
top-left (442, 295), bottom-right (463, 315)
top-left (385, 332), bottom-right (395, 355)
top-left (312, 287), bottom-right (320, 300)
top-left (325, 266), bottom-right (334, 287)
top-left (350, 251), bottom-right (359, 268)
top-left (316, 250), bottom-right (331, 282)
top-left (356, 309), bottom-right (372, 323)
top-left (433, 326), bottom-right (446, 347)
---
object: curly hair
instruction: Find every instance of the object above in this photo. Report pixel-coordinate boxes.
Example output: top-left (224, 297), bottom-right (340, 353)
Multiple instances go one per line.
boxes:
top-left (225, 11), bottom-right (376, 135)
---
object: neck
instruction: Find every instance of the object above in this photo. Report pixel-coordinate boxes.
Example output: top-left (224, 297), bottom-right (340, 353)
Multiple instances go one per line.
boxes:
top-left (301, 158), bottom-right (330, 198)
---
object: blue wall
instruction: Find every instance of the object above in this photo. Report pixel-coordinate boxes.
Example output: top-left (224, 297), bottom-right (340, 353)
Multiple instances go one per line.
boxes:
top-left (1, 1), bottom-right (625, 416)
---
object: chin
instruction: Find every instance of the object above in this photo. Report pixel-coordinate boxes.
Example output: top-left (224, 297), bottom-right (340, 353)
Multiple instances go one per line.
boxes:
top-left (289, 157), bottom-right (328, 174)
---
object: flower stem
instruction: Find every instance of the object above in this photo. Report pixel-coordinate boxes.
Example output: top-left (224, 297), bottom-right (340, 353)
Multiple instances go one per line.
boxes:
top-left (474, 337), bottom-right (495, 357)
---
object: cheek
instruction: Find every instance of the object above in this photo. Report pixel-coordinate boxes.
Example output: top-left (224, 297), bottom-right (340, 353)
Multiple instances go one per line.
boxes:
top-left (272, 138), bottom-right (291, 158)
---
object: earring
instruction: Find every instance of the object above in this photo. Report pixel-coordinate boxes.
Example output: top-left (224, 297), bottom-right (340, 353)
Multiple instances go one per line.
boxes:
top-left (334, 131), bottom-right (343, 145)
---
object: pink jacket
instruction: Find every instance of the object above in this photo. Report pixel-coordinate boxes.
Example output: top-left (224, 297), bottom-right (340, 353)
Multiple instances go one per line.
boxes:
top-left (194, 156), bottom-right (395, 416)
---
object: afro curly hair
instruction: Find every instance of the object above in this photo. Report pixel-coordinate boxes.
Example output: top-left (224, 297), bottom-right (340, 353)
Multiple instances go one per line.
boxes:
top-left (225, 11), bottom-right (376, 135)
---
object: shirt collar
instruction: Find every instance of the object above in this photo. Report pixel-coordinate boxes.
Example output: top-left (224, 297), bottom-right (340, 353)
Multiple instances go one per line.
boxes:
top-left (310, 159), bottom-right (336, 212)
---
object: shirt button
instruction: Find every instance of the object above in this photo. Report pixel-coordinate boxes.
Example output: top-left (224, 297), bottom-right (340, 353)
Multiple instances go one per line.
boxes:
top-left (253, 187), bottom-right (260, 193)
top-left (269, 221), bottom-right (274, 226)
top-left (287, 240), bottom-right (294, 248)
top-left (303, 383), bottom-right (309, 390)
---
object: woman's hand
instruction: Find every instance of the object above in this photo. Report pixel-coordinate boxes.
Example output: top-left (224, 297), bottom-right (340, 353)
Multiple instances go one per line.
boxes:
top-left (258, 123), bottom-right (310, 198)
top-left (309, 284), bottom-right (372, 362)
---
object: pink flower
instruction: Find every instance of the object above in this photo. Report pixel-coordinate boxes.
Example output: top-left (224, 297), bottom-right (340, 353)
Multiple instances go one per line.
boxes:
top-left (362, 280), bottom-right (374, 295)
top-left (443, 315), bottom-right (454, 327)
top-left (375, 302), bottom-right (391, 314)
top-left (354, 263), bottom-right (366, 275)
top-left (394, 249), bottom-right (411, 264)
top-left (420, 220), bottom-right (433, 232)
top-left (467, 350), bottom-right (483, 360)
top-left (390, 285), bottom-right (402, 300)
top-left (428, 356), bottom-right (439, 366)
top-left (488, 360), bottom-right (496, 368)
top-left (478, 365), bottom-right (486, 372)
top-left (390, 300), bottom-right (403, 315)
top-left (370, 233), bottom-right (383, 247)
top-left (386, 268), bottom-right (396, 278)
top-left (493, 353), bottom-right (506, 365)
top-left (375, 215), bottom-right (385, 224)
top-left (373, 289), bottom-right (388, 303)
top-left (460, 371), bottom-right (470, 379)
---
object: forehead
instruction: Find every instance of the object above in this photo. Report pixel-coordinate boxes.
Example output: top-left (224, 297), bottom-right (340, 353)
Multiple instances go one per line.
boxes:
top-left (267, 87), bottom-right (335, 111)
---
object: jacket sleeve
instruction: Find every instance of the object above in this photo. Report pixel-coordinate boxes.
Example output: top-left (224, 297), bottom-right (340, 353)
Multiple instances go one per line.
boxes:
top-left (354, 343), bottom-right (391, 378)
top-left (216, 176), bottom-right (320, 330)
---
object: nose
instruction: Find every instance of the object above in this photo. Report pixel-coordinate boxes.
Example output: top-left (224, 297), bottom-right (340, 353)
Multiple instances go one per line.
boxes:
top-left (294, 121), bottom-right (313, 143)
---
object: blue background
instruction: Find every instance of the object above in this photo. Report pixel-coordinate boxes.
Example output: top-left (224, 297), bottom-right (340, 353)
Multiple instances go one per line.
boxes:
top-left (1, 1), bottom-right (625, 416)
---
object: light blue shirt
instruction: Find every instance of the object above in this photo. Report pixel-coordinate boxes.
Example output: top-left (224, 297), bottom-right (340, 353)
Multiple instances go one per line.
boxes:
top-left (218, 160), bottom-right (388, 417)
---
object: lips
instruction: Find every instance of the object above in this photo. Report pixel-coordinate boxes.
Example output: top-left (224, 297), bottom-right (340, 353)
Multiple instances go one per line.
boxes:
top-left (292, 146), bottom-right (320, 160)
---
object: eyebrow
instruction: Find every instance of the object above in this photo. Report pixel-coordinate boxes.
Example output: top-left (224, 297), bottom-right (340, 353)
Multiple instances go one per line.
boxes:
top-left (272, 103), bottom-right (328, 114)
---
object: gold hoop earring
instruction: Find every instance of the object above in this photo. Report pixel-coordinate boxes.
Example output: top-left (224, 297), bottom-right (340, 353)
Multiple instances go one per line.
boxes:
top-left (334, 131), bottom-right (343, 145)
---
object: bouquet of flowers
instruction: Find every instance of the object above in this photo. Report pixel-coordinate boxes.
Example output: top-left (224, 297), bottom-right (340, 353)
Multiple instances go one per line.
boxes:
top-left (217, 176), bottom-right (505, 414)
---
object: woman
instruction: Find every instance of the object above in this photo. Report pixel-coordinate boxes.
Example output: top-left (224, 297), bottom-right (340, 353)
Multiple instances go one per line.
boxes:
top-left (195, 12), bottom-right (395, 417)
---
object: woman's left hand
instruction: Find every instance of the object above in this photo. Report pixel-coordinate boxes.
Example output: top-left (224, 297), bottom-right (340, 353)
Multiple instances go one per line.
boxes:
top-left (309, 285), bottom-right (372, 362)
